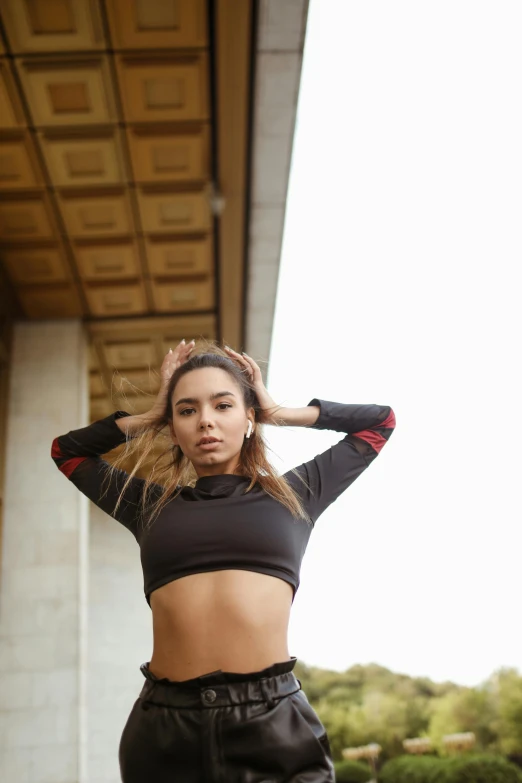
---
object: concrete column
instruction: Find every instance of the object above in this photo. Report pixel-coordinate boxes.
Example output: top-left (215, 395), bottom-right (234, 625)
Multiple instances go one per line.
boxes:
top-left (0, 320), bottom-right (89, 783)
top-left (87, 505), bottom-right (150, 783)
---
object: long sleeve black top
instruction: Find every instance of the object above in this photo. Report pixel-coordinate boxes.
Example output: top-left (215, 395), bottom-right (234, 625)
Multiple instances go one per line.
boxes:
top-left (51, 399), bottom-right (395, 606)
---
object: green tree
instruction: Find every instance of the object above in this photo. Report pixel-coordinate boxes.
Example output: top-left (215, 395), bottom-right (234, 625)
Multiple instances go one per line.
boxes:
top-left (292, 661), bottom-right (522, 762)
top-left (428, 687), bottom-right (497, 753)
top-left (490, 669), bottom-right (522, 755)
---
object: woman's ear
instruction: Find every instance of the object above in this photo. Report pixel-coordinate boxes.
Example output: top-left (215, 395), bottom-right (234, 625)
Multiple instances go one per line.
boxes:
top-left (168, 420), bottom-right (179, 447)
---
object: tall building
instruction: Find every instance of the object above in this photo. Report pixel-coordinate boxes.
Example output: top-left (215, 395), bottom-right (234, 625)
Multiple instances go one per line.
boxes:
top-left (0, 2), bottom-right (308, 780)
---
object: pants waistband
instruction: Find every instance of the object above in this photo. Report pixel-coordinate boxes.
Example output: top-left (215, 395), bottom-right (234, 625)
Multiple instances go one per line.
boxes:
top-left (138, 656), bottom-right (301, 710)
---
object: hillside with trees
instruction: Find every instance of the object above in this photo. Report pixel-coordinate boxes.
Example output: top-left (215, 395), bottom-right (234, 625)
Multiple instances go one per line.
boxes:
top-left (293, 661), bottom-right (522, 764)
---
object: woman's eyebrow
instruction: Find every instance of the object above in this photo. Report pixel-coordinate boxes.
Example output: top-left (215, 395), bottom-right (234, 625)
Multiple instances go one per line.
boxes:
top-left (174, 391), bottom-right (236, 407)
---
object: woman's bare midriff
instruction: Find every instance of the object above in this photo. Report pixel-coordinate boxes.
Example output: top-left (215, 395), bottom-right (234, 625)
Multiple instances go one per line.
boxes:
top-left (148, 569), bottom-right (294, 682)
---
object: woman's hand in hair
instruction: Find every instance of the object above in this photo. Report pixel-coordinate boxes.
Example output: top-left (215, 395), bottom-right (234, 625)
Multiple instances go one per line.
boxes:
top-left (151, 339), bottom-right (195, 416)
top-left (224, 346), bottom-right (283, 425)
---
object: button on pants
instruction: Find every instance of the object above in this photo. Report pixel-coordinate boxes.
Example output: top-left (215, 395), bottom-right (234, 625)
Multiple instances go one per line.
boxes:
top-left (118, 656), bottom-right (335, 782)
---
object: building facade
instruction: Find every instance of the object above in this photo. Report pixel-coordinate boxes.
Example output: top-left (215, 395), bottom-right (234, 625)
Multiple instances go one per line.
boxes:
top-left (0, 1), bottom-right (309, 780)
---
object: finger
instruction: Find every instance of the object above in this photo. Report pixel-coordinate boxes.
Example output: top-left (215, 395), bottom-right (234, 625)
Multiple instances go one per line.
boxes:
top-left (167, 339), bottom-right (185, 359)
top-left (241, 352), bottom-right (260, 377)
top-left (168, 339), bottom-right (193, 359)
top-left (236, 353), bottom-right (254, 376)
top-left (224, 346), bottom-right (255, 377)
top-left (225, 345), bottom-right (250, 366)
top-left (162, 341), bottom-right (191, 376)
top-left (225, 347), bottom-right (253, 378)
top-left (224, 345), bottom-right (247, 364)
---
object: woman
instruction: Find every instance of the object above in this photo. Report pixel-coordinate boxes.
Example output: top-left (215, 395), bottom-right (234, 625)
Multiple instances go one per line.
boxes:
top-left (51, 339), bottom-right (395, 782)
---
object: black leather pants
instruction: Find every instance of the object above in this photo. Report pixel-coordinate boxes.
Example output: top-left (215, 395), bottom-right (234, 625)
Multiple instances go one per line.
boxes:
top-left (118, 656), bottom-right (335, 782)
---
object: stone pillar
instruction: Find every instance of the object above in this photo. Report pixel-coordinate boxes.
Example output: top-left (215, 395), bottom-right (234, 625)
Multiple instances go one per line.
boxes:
top-left (0, 320), bottom-right (89, 782)
top-left (88, 504), bottom-right (151, 783)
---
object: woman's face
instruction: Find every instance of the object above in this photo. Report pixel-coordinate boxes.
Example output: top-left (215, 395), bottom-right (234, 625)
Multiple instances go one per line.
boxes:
top-left (169, 367), bottom-right (254, 477)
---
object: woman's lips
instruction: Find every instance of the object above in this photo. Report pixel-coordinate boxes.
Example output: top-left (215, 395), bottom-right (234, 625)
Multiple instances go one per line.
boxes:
top-left (197, 441), bottom-right (221, 450)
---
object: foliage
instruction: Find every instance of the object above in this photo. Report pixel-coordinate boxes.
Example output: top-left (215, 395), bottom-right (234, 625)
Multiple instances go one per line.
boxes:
top-left (334, 758), bottom-right (373, 783)
top-left (378, 754), bottom-right (522, 783)
top-left (491, 670), bottom-right (522, 755)
top-left (442, 754), bottom-right (522, 783)
top-left (379, 755), bottom-right (442, 783)
top-left (428, 688), bottom-right (497, 753)
top-left (292, 661), bottom-right (522, 763)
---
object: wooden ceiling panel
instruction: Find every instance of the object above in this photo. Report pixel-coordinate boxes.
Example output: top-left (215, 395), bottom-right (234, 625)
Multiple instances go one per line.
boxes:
top-left (17, 57), bottom-right (117, 127)
top-left (138, 189), bottom-right (211, 234)
top-left (0, 133), bottom-right (44, 190)
top-left (0, 0), bottom-right (256, 422)
top-left (151, 277), bottom-right (214, 313)
top-left (90, 396), bottom-right (113, 420)
top-left (127, 125), bottom-right (210, 184)
top-left (1, 0), bottom-right (104, 53)
top-left (17, 283), bottom-right (83, 318)
top-left (111, 367), bottom-right (160, 396)
top-left (88, 314), bottom-right (216, 342)
top-left (160, 317), bottom-right (215, 354)
top-left (89, 371), bottom-right (106, 397)
top-left (59, 191), bottom-right (134, 238)
top-left (39, 130), bottom-right (128, 187)
top-left (0, 63), bottom-right (26, 128)
top-left (117, 55), bottom-right (209, 123)
top-left (145, 236), bottom-right (213, 277)
top-left (103, 340), bottom-right (158, 369)
top-left (1, 244), bottom-right (69, 285)
top-left (120, 394), bottom-right (158, 415)
top-left (74, 240), bottom-right (140, 281)
top-left (0, 194), bottom-right (57, 241)
top-left (106, 0), bottom-right (208, 50)
top-left (88, 342), bottom-right (99, 371)
top-left (85, 282), bottom-right (147, 317)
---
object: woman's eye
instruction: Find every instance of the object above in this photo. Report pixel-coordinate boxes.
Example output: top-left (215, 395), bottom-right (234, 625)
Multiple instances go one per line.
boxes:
top-left (180, 404), bottom-right (231, 416)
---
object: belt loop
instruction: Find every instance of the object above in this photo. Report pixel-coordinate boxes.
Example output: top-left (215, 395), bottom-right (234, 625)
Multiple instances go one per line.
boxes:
top-left (259, 678), bottom-right (276, 710)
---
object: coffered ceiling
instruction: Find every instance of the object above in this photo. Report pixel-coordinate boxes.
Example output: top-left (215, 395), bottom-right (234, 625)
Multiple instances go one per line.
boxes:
top-left (0, 0), bottom-right (256, 423)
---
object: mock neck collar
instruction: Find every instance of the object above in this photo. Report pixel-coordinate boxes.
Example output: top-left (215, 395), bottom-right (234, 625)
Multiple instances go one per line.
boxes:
top-left (194, 473), bottom-right (249, 491)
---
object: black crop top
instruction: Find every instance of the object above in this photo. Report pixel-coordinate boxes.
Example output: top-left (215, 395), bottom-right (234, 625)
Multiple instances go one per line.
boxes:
top-left (51, 399), bottom-right (395, 607)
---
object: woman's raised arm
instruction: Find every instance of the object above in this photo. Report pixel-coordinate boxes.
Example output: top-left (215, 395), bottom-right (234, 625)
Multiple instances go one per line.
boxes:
top-left (221, 345), bottom-right (395, 524)
top-left (51, 410), bottom-right (150, 538)
top-left (51, 339), bottom-right (196, 537)
top-left (283, 398), bottom-right (396, 523)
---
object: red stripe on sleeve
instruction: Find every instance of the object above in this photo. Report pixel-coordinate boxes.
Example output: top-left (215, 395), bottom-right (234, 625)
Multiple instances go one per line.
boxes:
top-left (60, 457), bottom-right (88, 478)
top-left (352, 408), bottom-right (396, 454)
top-left (380, 409), bottom-right (396, 429)
top-left (51, 438), bottom-right (63, 459)
top-left (352, 429), bottom-right (388, 453)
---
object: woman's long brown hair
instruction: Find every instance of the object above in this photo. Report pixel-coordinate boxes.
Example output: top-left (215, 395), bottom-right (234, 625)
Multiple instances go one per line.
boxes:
top-left (104, 341), bottom-right (313, 532)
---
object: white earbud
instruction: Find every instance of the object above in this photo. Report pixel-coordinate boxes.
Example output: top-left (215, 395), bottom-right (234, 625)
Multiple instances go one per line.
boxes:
top-left (246, 420), bottom-right (253, 439)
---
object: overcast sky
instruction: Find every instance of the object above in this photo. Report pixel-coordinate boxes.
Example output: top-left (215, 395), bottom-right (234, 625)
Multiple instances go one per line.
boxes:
top-left (264, 0), bottom-right (521, 688)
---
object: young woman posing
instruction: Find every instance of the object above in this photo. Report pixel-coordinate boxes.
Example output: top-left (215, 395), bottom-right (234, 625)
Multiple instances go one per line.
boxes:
top-left (52, 339), bottom-right (395, 782)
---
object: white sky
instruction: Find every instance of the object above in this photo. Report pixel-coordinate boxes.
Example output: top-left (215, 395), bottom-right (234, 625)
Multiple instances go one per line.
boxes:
top-left (264, 0), bottom-right (521, 688)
